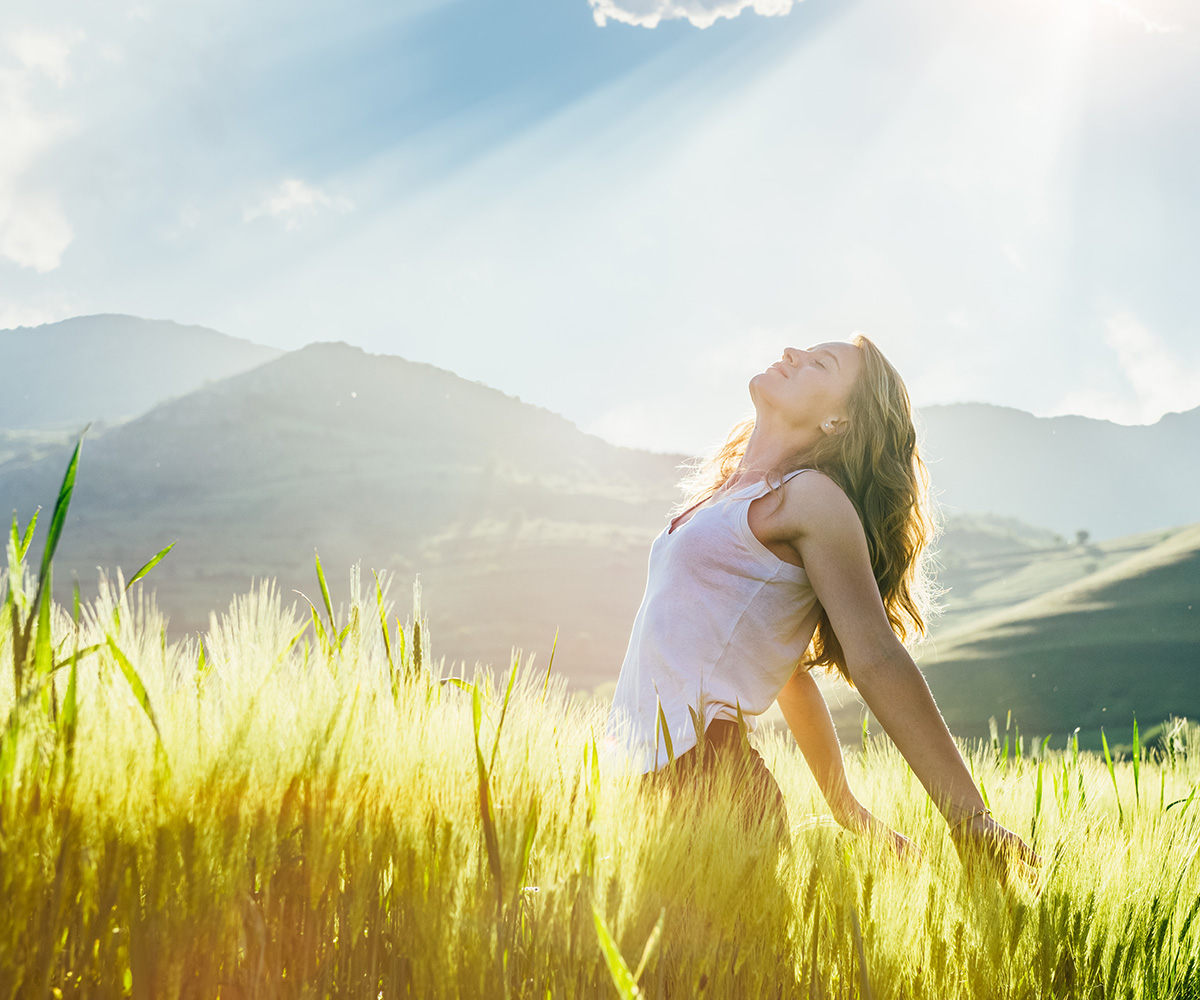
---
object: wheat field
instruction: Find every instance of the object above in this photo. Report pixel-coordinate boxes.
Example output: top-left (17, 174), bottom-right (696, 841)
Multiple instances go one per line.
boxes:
top-left (2, 445), bottom-right (1199, 999)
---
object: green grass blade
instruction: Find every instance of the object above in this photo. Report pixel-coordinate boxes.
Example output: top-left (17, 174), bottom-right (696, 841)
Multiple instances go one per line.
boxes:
top-left (294, 591), bottom-right (331, 657)
top-left (314, 550), bottom-right (336, 632)
top-left (1032, 758), bottom-right (1044, 842)
top-left (540, 628), bottom-right (558, 702)
top-left (20, 436), bottom-right (85, 684)
top-left (33, 564), bottom-right (53, 678)
top-left (632, 908), bottom-right (665, 983)
top-left (34, 433), bottom-right (84, 587)
top-left (105, 636), bottom-right (167, 759)
top-left (655, 695), bottom-right (675, 766)
top-left (1101, 727), bottom-right (1123, 825)
top-left (372, 571), bottom-right (397, 697)
top-left (275, 623), bottom-right (310, 668)
top-left (472, 684), bottom-right (504, 913)
top-left (125, 542), bottom-right (176, 591)
top-left (593, 906), bottom-right (639, 999)
top-left (394, 617), bottom-right (407, 676)
top-left (490, 649), bottom-right (521, 776)
top-left (1132, 716), bottom-right (1141, 807)
top-left (16, 508), bottom-right (39, 562)
top-left (1165, 785), bottom-right (1198, 815)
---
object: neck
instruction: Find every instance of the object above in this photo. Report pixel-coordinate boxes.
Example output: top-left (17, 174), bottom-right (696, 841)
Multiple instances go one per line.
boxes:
top-left (731, 417), bottom-right (822, 486)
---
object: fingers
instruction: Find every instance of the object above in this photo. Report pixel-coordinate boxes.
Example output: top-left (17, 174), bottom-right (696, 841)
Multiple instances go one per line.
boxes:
top-left (991, 824), bottom-right (1042, 869)
top-left (891, 831), bottom-right (921, 861)
top-left (953, 819), bottom-right (1043, 893)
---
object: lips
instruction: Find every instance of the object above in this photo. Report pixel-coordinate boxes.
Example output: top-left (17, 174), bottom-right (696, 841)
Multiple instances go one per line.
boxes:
top-left (770, 361), bottom-right (788, 377)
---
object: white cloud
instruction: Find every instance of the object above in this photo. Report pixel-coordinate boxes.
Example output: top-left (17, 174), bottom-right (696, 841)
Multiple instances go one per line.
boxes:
top-left (0, 31), bottom-right (79, 272)
top-left (589, 0), bottom-right (797, 29)
top-left (1050, 313), bottom-right (1200, 423)
top-left (0, 194), bottom-right (74, 273)
top-left (8, 29), bottom-right (78, 86)
top-left (243, 178), bottom-right (354, 231)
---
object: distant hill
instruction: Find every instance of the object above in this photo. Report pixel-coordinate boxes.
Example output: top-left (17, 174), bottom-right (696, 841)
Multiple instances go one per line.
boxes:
top-left (920, 521), bottom-right (1200, 748)
top-left (0, 342), bottom-right (682, 688)
top-left (0, 314), bottom-right (282, 430)
top-left (921, 403), bottom-right (1200, 539)
top-left (821, 522), bottom-right (1200, 750)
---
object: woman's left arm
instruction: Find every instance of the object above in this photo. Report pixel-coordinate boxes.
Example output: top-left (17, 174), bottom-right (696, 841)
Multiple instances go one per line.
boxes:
top-left (775, 475), bottom-right (1039, 871)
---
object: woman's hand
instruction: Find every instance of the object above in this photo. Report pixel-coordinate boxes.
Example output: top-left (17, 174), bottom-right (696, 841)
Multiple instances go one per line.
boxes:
top-left (837, 800), bottom-right (922, 864)
top-left (949, 811), bottom-right (1042, 889)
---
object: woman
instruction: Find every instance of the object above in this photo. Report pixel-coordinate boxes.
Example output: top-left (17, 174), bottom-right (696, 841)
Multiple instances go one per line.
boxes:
top-left (606, 334), bottom-right (1038, 871)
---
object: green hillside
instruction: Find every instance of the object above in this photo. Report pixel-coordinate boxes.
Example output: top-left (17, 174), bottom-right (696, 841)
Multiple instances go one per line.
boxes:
top-left (916, 522), bottom-right (1200, 749)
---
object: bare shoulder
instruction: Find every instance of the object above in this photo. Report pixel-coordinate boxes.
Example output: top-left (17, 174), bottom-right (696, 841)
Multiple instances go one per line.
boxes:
top-left (751, 470), bottom-right (864, 549)
top-left (774, 471), bottom-right (862, 535)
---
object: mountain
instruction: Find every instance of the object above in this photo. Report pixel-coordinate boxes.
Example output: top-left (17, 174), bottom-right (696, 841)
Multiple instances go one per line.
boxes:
top-left (819, 520), bottom-right (1200, 750)
top-left (920, 403), bottom-right (1200, 540)
top-left (0, 314), bottom-right (283, 430)
top-left (0, 342), bottom-right (683, 688)
top-left (916, 522), bottom-right (1200, 748)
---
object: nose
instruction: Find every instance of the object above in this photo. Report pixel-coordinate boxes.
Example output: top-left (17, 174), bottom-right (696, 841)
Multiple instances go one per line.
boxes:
top-left (782, 347), bottom-right (806, 365)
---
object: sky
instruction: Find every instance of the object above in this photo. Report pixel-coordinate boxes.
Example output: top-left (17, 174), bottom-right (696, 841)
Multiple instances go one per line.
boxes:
top-left (2, 0), bottom-right (1198, 454)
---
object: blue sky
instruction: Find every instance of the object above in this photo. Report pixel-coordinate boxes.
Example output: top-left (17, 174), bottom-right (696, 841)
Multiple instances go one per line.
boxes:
top-left (2, 0), bottom-right (1198, 453)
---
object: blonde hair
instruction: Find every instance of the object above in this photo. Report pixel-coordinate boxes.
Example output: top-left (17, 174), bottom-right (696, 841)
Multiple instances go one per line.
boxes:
top-left (680, 334), bottom-right (938, 684)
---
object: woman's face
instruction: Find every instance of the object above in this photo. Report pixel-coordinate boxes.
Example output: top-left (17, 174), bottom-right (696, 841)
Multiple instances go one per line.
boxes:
top-left (749, 341), bottom-right (863, 438)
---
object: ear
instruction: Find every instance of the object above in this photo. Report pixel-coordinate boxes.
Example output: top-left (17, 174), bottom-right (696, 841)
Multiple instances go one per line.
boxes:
top-left (820, 417), bottom-right (849, 438)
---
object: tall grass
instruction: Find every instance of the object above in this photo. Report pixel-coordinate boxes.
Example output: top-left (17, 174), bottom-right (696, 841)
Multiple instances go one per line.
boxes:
top-left (2, 453), bottom-right (1200, 998)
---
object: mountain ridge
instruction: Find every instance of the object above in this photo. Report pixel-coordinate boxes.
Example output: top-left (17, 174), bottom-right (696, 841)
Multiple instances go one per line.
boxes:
top-left (0, 314), bottom-right (283, 430)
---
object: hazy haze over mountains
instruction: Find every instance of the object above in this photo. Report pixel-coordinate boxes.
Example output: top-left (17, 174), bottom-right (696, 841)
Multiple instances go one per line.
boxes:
top-left (0, 315), bottom-right (283, 429)
top-left (921, 403), bottom-right (1200, 540)
top-left (1, 315), bottom-right (1197, 712)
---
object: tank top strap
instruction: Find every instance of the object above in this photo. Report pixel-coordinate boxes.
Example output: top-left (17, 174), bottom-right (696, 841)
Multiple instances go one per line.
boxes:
top-left (743, 467), bottom-right (815, 500)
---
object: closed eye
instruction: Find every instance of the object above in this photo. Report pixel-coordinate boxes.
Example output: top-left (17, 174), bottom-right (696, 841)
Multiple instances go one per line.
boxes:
top-left (813, 349), bottom-right (840, 371)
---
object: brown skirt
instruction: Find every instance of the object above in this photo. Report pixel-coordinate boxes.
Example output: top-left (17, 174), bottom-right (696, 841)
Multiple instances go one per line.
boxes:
top-left (643, 718), bottom-right (789, 843)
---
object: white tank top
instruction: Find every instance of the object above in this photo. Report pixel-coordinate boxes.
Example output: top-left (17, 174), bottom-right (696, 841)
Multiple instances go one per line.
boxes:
top-left (606, 470), bottom-right (822, 774)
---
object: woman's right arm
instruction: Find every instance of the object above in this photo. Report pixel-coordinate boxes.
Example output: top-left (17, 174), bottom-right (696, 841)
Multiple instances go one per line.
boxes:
top-left (777, 667), bottom-right (917, 857)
